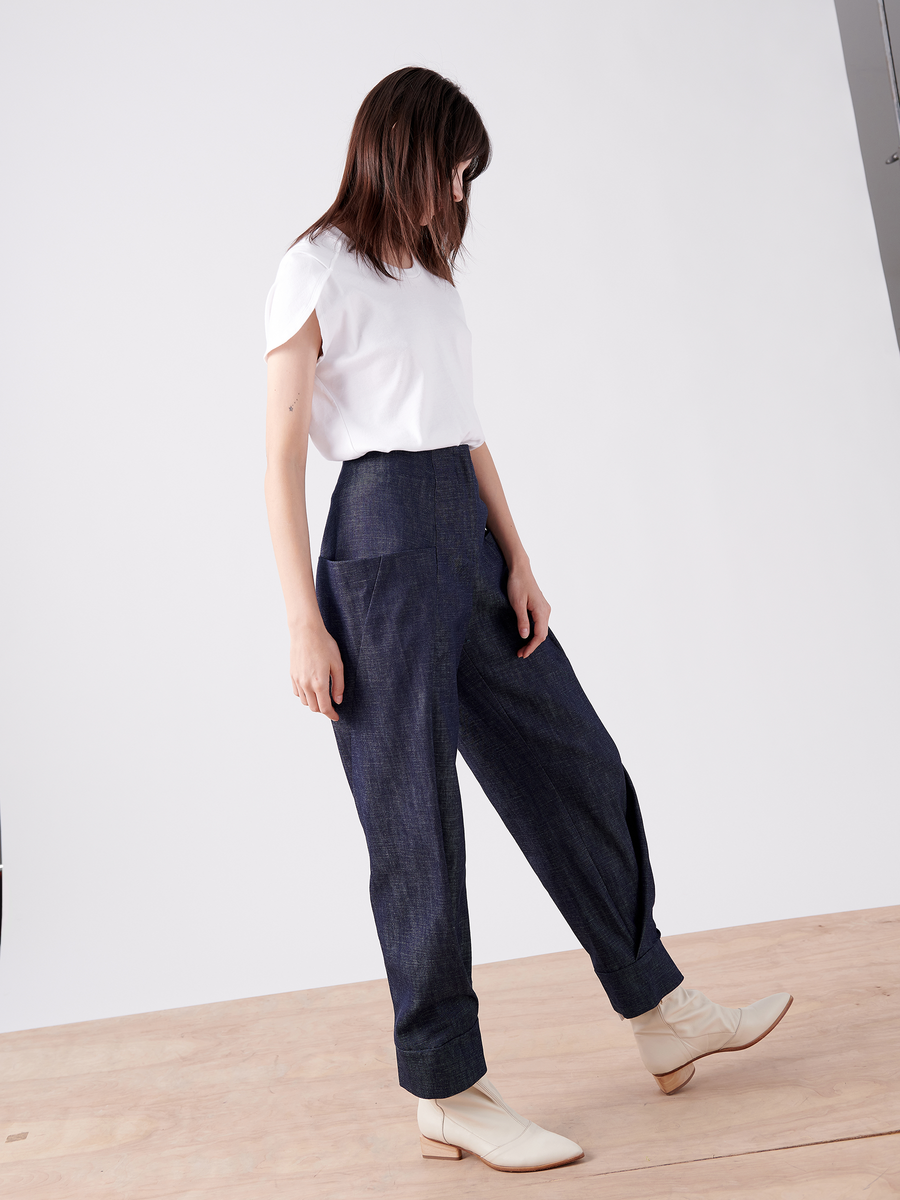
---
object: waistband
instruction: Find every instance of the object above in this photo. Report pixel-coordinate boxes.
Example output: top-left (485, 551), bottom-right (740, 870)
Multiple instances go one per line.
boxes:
top-left (323, 445), bottom-right (483, 563)
top-left (340, 444), bottom-right (473, 467)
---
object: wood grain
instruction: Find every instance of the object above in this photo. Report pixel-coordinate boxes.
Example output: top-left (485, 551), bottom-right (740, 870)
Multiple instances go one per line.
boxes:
top-left (0, 905), bottom-right (897, 1199)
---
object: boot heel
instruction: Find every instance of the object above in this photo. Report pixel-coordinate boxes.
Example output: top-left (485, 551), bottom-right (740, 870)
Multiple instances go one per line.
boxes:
top-left (420, 1134), bottom-right (463, 1159)
top-left (654, 1062), bottom-right (695, 1095)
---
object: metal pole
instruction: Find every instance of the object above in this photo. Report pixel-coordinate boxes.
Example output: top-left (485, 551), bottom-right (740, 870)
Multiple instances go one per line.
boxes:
top-left (877, 0), bottom-right (900, 161)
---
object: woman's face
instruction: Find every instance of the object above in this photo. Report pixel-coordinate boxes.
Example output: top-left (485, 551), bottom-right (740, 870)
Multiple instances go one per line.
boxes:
top-left (421, 160), bottom-right (472, 224)
top-left (451, 159), bottom-right (472, 204)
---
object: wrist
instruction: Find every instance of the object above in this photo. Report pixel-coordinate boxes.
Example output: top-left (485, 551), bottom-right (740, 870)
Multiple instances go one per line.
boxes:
top-left (287, 610), bottom-right (326, 638)
top-left (487, 524), bottom-right (529, 570)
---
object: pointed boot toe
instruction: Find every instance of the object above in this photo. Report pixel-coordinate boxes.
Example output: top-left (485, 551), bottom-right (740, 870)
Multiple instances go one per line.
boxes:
top-left (418, 1075), bottom-right (584, 1172)
top-left (483, 1122), bottom-right (584, 1172)
top-left (722, 992), bottom-right (793, 1051)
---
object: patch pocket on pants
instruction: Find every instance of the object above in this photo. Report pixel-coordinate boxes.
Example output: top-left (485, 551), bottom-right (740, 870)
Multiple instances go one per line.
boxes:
top-left (316, 554), bottom-right (383, 671)
top-left (316, 548), bottom-right (436, 676)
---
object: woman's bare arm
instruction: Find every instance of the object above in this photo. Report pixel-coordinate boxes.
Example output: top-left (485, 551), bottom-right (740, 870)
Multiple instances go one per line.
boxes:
top-left (470, 442), bottom-right (551, 660)
top-left (264, 313), bottom-right (344, 719)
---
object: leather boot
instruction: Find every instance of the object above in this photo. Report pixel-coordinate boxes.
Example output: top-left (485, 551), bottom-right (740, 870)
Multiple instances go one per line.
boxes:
top-left (629, 985), bottom-right (793, 1094)
top-left (417, 1074), bottom-right (584, 1172)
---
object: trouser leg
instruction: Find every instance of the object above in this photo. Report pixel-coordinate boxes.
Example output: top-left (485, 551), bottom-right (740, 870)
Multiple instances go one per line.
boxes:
top-left (457, 530), bottom-right (683, 1018)
top-left (315, 449), bottom-right (488, 1098)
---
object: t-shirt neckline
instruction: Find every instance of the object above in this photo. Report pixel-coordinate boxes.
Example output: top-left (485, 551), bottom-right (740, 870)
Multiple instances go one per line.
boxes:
top-left (326, 226), bottom-right (421, 278)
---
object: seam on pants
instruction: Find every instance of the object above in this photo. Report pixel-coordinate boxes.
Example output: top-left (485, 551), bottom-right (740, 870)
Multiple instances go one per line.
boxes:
top-left (395, 1016), bottom-right (481, 1056)
top-left (354, 555), bottom-right (385, 665)
top-left (597, 934), bottom-right (664, 975)
top-left (459, 643), bottom-right (636, 959)
top-left (430, 450), bottom-right (438, 552)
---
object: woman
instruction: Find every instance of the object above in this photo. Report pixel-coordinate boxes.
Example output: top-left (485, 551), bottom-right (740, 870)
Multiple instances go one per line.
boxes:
top-left (264, 67), bottom-right (791, 1173)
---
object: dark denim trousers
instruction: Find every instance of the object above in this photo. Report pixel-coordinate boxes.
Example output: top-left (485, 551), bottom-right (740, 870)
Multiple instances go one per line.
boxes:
top-left (316, 445), bottom-right (683, 1098)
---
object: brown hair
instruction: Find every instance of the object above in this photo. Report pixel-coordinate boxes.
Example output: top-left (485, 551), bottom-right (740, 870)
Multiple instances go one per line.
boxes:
top-left (295, 67), bottom-right (491, 284)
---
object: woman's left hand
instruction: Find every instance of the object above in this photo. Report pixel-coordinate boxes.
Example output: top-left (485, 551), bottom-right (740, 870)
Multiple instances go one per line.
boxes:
top-left (468, 442), bottom-right (552, 661)
top-left (506, 562), bottom-right (551, 659)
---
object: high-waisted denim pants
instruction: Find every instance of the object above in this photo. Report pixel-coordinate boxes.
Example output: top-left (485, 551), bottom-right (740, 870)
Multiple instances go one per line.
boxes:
top-left (315, 445), bottom-right (683, 1099)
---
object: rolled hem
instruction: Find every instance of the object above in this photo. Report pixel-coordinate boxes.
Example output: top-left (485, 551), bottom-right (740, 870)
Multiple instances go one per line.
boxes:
top-left (596, 936), bottom-right (684, 1019)
top-left (395, 1019), bottom-right (487, 1099)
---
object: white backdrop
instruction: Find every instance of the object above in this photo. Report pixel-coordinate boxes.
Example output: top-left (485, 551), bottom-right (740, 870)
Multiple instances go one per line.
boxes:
top-left (1, 0), bottom-right (898, 1034)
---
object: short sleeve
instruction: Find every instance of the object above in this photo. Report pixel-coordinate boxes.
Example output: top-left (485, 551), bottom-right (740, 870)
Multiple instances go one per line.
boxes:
top-left (264, 242), bottom-right (335, 359)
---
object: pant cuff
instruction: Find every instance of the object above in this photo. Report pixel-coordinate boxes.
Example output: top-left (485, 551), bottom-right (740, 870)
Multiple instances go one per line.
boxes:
top-left (596, 935), bottom-right (684, 1019)
top-left (395, 1020), bottom-right (488, 1099)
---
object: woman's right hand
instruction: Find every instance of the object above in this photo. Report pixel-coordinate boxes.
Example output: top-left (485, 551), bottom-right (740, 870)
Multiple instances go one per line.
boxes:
top-left (290, 622), bottom-right (345, 722)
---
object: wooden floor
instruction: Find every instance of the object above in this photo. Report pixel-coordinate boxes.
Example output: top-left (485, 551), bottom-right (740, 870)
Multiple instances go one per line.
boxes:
top-left (1, 906), bottom-right (898, 1199)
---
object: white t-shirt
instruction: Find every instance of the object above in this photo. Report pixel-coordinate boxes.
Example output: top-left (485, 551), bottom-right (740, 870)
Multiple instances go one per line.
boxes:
top-left (264, 227), bottom-right (485, 462)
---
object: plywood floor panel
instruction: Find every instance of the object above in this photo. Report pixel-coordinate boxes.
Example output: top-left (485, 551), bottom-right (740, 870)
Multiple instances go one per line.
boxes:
top-left (0, 906), bottom-right (897, 1199)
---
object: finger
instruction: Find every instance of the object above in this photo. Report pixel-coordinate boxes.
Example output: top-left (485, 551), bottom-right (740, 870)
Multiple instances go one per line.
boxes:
top-left (331, 659), bottom-right (345, 706)
top-left (519, 630), bottom-right (547, 660)
top-left (532, 610), bottom-right (550, 647)
top-left (292, 678), bottom-right (301, 698)
top-left (513, 599), bottom-right (531, 641)
top-left (517, 608), bottom-right (549, 660)
top-left (306, 687), bottom-right (321, 714)
top-left (316, 685), bottom-right (339, 722)
top-left (297, 686), bottom-right (309, 706)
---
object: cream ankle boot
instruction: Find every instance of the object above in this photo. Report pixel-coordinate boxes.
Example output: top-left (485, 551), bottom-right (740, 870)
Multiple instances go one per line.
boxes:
top-left (417, 1074), bottom-right (584, 1172)
top-left (629, 985), bottom-right (793, 1094)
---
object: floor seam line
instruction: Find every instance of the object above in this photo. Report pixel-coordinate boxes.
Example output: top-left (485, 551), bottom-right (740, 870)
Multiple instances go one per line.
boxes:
top-left (578, 1127), bottom-right (900, 1178)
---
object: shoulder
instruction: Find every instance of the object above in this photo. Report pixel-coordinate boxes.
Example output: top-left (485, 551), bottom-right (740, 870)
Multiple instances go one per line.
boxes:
top-left (265, 229), bottom-right (347, 358)
top-left (274, 227), bottom-right (344, 285)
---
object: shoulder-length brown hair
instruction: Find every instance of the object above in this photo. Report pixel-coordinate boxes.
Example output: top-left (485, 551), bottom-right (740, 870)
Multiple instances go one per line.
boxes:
top-left (295, 67), bottom-right (491, 285)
